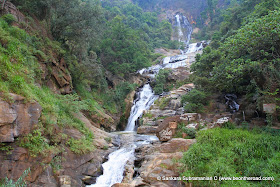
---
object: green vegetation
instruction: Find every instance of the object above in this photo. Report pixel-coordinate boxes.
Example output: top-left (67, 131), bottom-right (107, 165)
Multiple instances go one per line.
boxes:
top-left (181, 89), bottom-right (208, 113)
top-left (175, 123), bottom-right (197, 139)
top-left (143, 112), bottom-right (153, 119)
top-left (191, 1), bottom-right (280, 119)
top-left (0, 168), bottom-right (30, 187)
top-left (104, 137), bottom-right (112, 143)
top-left (0, 15), bottom-right (94, 155)
top-left (0, 143), bottom-right (13, 155)
top-left (151, 69), bottom-right (171, 94)
top-left (20, 130), bottom-right (53, 157)
top-left (180, 127), bottom-right (280, 186)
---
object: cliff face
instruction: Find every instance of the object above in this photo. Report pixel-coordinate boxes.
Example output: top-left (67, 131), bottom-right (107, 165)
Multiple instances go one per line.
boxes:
top-left (0, 1), bottom-right (124, 186)
top-left (135, 0), bottom-right (231, 32)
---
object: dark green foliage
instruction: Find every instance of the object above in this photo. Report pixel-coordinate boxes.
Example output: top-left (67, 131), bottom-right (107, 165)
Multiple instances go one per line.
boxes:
top-left (191, 7), bottom-right (280, 118)
top-left (1, 14), bottom-right (16, 25)
top-left (175, 123), bottom-right (197, 139)
top-left (100, 1), bottom-right (174, 76)
top-left (20, 130), bottom-right (51, 157)
top-left (181, 89), bottom-right (208, 113)
top-left (180, 128), bottom-right (280, 186)
top-left (221, 121), bottom-right (236, 129)
top-left (182, 127), bottom-right (196, 139)
top-left (151, 69), bottom-right (171, 94)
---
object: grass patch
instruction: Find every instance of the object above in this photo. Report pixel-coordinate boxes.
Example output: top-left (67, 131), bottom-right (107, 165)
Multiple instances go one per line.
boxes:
top-left (180, 127), bottom-right (280, 186)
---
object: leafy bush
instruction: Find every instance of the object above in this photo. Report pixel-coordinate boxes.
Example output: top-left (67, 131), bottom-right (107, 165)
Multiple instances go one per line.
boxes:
top-left (175, 123), bottom-right (197, 139)
top-left (221, 121), bottom-right (236, 129)
top-left (20, 130), bottom-right (52, 157)
top-left (182, 127), bottom-right (196, 139)
top-left (0, 143), bottom-right (13, 155)
top-left (180, 128), bottom-right (280, 186)
top-left (152, 69), bottom-right (171, 95)
top-left (181, 89), bottom-right (208, 113)
top-left (1, 14), bottom-right (16, 25)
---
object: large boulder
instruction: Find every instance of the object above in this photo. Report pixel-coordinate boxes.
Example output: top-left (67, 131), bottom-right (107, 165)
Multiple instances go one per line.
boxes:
top-left (0, 94), bottom-right (42, 143)
top-left (156, 116), bottom-right (181, 142)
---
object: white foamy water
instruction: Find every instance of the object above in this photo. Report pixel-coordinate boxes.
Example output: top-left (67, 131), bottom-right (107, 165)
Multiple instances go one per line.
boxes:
top-left (125, 84), bottom-right (159, 131)
top-left (90, 146), bottom-right (135, 187)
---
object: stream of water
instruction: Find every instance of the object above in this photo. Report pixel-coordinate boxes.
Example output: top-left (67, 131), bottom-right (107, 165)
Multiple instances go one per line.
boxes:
top-left (88, 12), bottom-right (203, 187)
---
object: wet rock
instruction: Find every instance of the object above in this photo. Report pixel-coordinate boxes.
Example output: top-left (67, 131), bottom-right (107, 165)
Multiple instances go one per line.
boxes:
top-left (44, 58), bottom-right (73, 94)
top-left (138, 152), bottom-right (184, 187)
top-left (0, 93), bottom-right (42, 143)
top-left (30, 166), bottom-right (58, 187)
top-left (160, 110), bottom-right (177, 117)
top-left (186, 123), bottom-right (197, 129)
top-left (167, 67), bottom-right (190, 82)
top-left (142, 118), bottom-right (156, 126)
top-left (137, 126), bottom-right (158, 134)
top-left (169, 83), bottom-right (194, 99)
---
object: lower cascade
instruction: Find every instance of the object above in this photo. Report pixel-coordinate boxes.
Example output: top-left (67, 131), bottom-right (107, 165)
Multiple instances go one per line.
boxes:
top-left (89, 84), bottom-right (159, 187)
top-left (89, 13), bottom-right (205, 186)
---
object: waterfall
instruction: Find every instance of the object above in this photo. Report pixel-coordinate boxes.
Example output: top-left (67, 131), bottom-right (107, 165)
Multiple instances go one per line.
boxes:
top-left (89, 13), bottom-right (206, 187)
top-left (125, 84), bottom-right (159, 131)
top-left (174, 14), bottom-right (193, 52)
top-left (89, 84), bottom-right (159, 187)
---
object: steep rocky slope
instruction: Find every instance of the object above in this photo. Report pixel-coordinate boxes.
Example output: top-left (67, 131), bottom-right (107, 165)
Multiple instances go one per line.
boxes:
top-left (0, 2), bottom-right (132, 186)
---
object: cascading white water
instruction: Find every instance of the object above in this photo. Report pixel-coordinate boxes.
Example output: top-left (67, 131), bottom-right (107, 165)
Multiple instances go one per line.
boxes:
top-left (89, 84), bottom-right (158, 187)
top-left (186, 42), bottom-right (203, 53)
top-left (175, 14), bottom-right (184, 42)
top-left (175, 14), bottom-right (193, 52)
top-left (89, 13), bottom-right (207, 187)
top-left (125, 84), bottom-right (159, 131)
top-left (91, 146), bottom-right (135, 187)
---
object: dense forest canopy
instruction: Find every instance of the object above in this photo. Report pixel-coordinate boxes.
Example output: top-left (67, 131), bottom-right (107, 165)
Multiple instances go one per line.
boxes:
top-left (191, 0), bottom-right (280, 121)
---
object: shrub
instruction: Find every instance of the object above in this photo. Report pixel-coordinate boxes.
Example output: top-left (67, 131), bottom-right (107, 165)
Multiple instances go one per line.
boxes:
top-left (221, 121), bottom-right (236, 129)
top-left (184, 103), bottom-right (204, 113)
top-left (1, 14), bottom-right (16, 25)
top-left (181, 89), bottom-right (208, 113)
top-left (19, 130), bottom-right (52, 157)
top-left (182, 127), bottom-right (196, 139)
